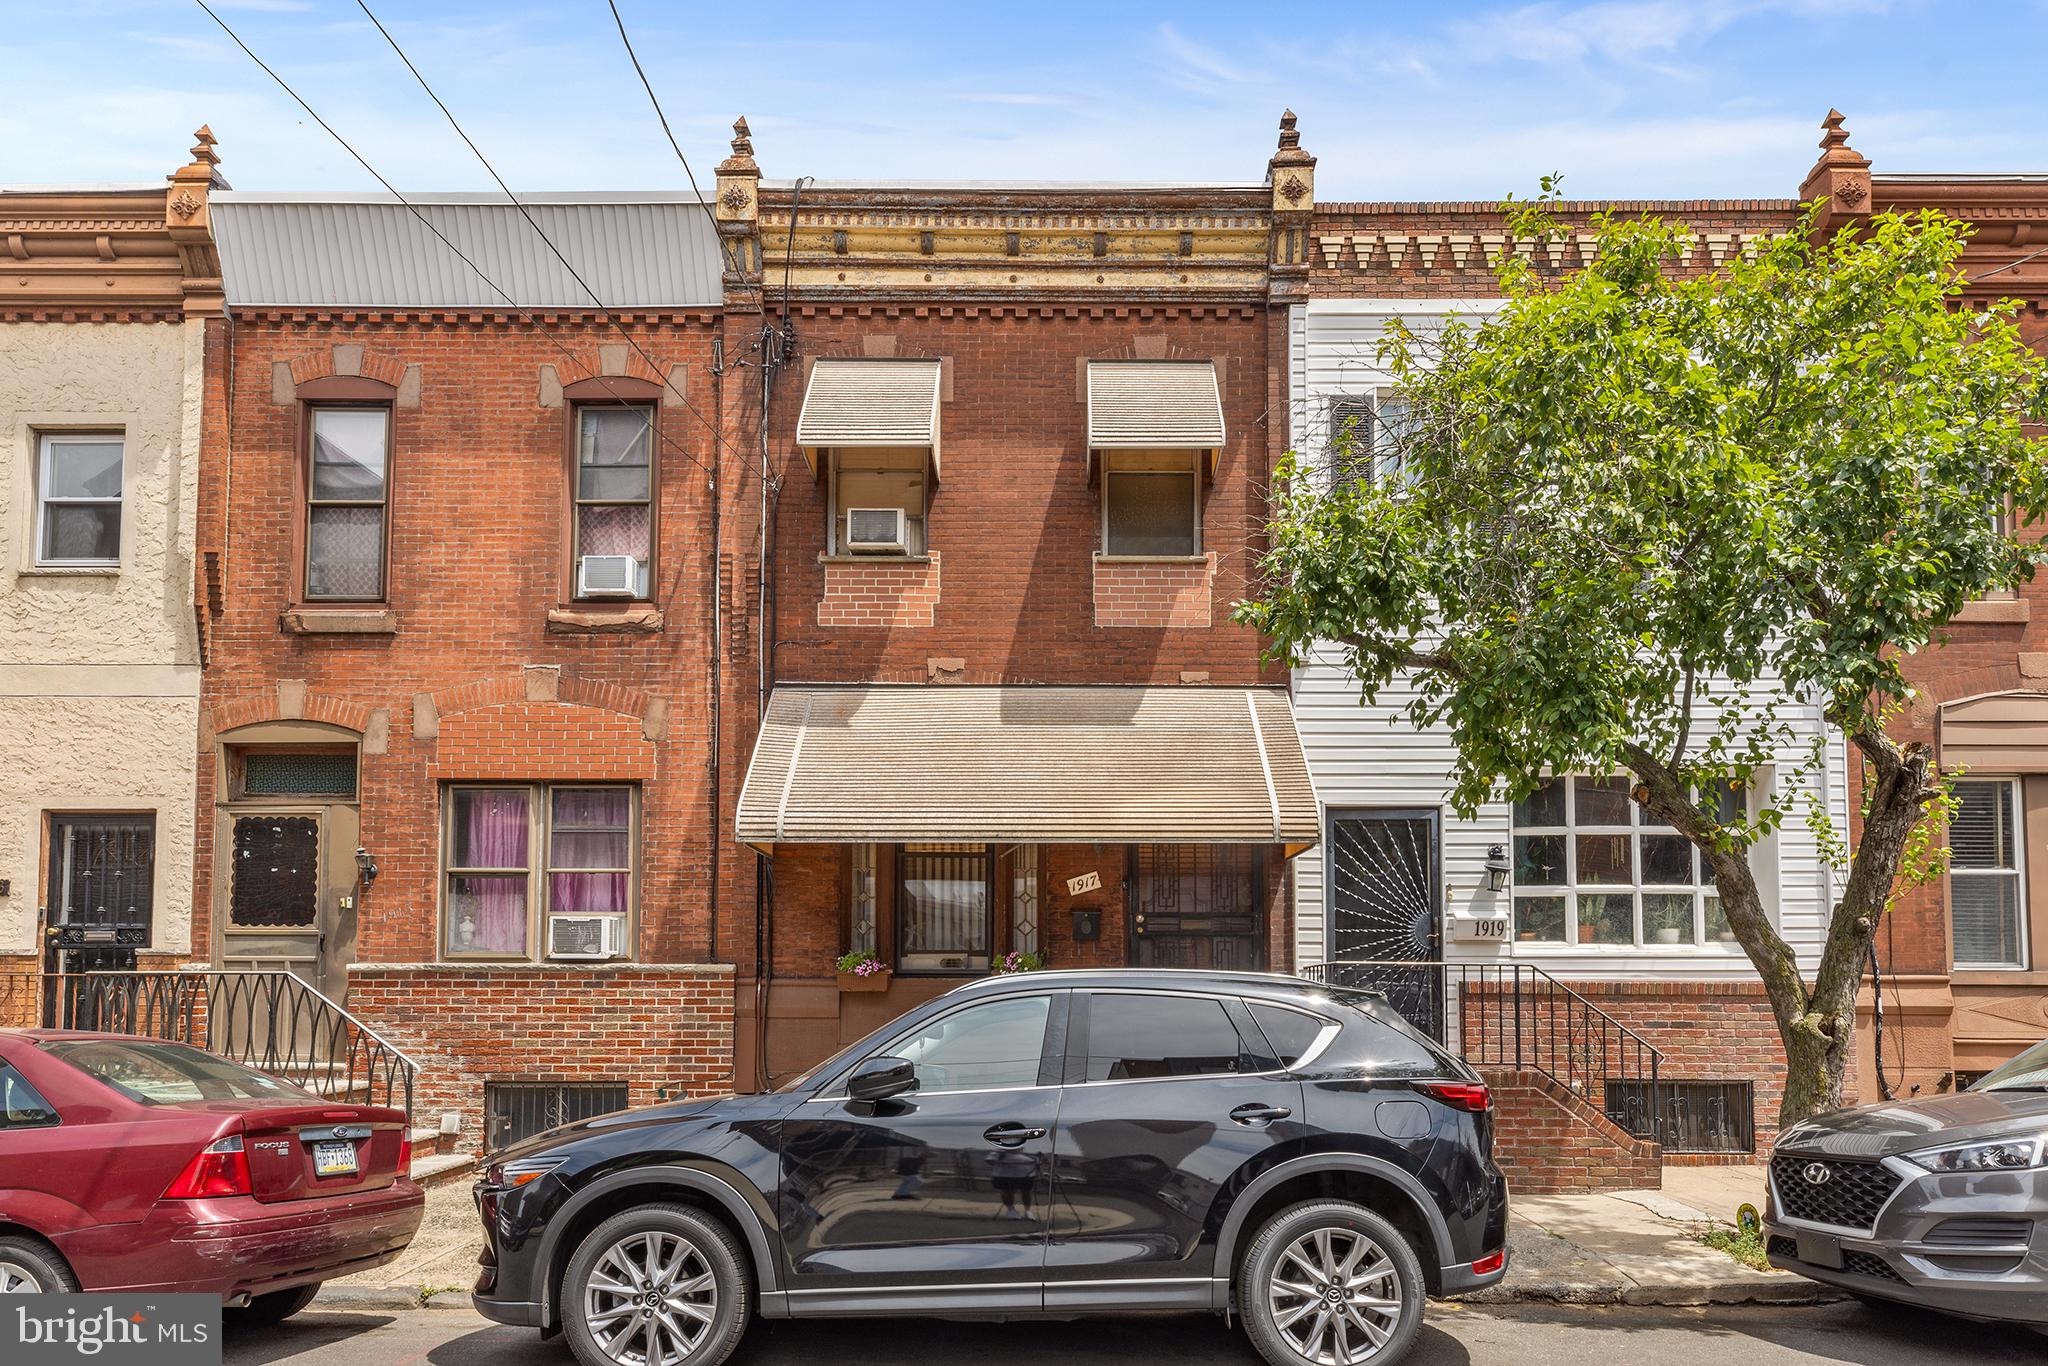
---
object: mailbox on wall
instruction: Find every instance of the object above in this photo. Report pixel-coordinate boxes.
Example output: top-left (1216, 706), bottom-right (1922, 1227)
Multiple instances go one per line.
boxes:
top-left (1070, 908), bottom-right (1102, 942)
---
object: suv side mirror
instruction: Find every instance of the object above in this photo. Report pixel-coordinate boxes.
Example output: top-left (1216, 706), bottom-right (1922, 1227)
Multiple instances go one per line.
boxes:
top-left (847, 1055), bottom-right (919, 1102)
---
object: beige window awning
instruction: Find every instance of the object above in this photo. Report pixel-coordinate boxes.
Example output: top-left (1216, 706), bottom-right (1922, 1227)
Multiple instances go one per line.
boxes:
top-left (737, 685), bottom-right (1319, 853)
top-left (1941, 690), bottom-right (2048, 771)
top-left (1087, 360), bottom-right (1226, 470)
top-left (796, 358), bottom-right (943, 478)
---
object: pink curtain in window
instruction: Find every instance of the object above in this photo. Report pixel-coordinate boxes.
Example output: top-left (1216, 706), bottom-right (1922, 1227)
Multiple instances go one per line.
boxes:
top-left (464, 790), bottom-right (529, 953)
top-left (550, 788), bottom-right (630, 915)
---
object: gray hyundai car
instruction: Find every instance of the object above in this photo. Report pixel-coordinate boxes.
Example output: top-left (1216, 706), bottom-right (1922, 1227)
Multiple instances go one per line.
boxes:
top-left (1764, 1035), bottom-right (2048, 1327)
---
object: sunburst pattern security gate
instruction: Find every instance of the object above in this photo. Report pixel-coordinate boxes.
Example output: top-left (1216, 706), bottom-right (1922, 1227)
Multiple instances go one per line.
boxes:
top-left (1324, 811), bottom-right (1444, 1039)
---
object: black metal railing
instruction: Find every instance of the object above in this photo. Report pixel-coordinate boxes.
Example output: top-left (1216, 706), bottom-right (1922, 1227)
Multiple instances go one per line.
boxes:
top-left (1299, 959), bottom-right (1664, 1144)
top-left (0, 971), bottom-right (39, 1029)
top-left (43, 971), bottom-right (417, 1117)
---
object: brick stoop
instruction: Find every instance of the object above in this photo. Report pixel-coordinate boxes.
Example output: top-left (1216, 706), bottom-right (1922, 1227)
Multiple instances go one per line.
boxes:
top-left (1483, 1067), bottom-right (1662, 1194)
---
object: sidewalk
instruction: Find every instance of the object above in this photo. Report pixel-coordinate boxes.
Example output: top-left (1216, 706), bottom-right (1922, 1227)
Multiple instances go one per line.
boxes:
top-left (1475, 1165), bottom-right (1839, 1307)
top-left (316, 1163), bottom-right (1838, 1312)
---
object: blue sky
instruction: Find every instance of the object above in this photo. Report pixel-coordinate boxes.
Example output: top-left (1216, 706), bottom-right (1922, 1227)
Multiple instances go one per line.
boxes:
top-left (6, 1), bottom-right (2044, 200)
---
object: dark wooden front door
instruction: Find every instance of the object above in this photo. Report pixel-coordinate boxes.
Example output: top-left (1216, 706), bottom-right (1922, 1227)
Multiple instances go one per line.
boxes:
top-left (1127, 844), bottom-right (1265, 971)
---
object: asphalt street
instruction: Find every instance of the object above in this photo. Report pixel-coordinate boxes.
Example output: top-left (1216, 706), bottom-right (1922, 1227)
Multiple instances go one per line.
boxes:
top-left (223, 1300), bottom-right (2047, 1366)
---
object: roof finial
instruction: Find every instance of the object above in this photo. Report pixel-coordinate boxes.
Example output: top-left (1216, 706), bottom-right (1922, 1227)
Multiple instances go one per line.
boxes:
top-left (1277, 109), bottom-right (1301, 152)
top-left (190, 125), bottom-right (220, 167)
top-left (718, 115), bottom-right (759, 176)
top-left (1819, 108), bottom-right (1851, 152)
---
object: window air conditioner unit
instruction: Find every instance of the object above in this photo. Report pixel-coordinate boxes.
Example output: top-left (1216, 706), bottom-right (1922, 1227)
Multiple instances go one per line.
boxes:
top-left (577, 554), bottom-right (640, 598)
top-left (844, 507), bottom-right (907, 554)
top-left (548, 913), bottom-right (626, 961)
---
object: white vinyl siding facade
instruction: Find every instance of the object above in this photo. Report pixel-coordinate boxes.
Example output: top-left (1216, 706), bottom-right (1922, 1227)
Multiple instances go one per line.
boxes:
top-left (1287, 298), bottom-right (1849, 980)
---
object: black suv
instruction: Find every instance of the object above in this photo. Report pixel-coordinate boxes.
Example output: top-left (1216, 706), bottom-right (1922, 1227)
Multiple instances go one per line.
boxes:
top-left (472, 969), bottom-right (1509, 1366)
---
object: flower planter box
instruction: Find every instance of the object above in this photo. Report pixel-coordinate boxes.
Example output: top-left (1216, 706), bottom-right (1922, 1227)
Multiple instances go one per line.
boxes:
top-left (838, 970), bottom-right (892, 993)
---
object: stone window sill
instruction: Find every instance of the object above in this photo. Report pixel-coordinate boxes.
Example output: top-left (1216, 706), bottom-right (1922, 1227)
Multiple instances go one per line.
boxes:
top-left (1094, 553), bottom-right (1209, 565)
top-left (547, 605), bottom-right (664, 635)
top-left (1953, 598), bottom-right (2030, 624)
top-left (17, 564), bottom-right (120, 577)
top-left (281, 607), bottom-right (399, 635)
top-left (818, 553), bottom-right (933, 565)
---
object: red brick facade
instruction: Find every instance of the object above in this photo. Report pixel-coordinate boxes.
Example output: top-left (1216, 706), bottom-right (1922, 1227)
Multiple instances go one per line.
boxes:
top-left (1480, 1070), bottom-right (1662, 1194)
top-left (1092, 554), bottom-right (1217, 629)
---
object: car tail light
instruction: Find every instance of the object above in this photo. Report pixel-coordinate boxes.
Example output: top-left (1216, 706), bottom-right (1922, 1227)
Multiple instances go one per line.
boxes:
top-left (162, 1135), bottom-right (252, 1199)
top-left (1420, 1081), bottom-right (1493, 1113)
top-left (1470, 1249), bottom-right (1505, 1275)
top-left (397, 1132), bottom-right (413, 1180)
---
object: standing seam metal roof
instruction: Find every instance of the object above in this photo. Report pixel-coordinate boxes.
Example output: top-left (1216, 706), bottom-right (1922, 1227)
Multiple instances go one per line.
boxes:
top-left (211, 194), bottom-right (724, 309)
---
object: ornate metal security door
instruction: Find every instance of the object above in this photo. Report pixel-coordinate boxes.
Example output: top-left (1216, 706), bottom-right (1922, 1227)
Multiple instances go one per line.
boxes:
top-left (1324, 810), bottom-right (1444, 1038)
top-left (1128, 844), bottom-right (1265, 971)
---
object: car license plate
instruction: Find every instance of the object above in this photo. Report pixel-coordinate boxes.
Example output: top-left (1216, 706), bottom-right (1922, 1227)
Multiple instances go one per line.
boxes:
top-left (1794, 1230), bottom-right (1843, 1270)
top-left (313, 1139), bottom-right (359, 1177)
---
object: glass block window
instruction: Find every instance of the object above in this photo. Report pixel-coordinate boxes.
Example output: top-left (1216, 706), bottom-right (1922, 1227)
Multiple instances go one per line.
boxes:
top-left (243, 752), bottom-right (358, 798)
top-left (1950, 779), bottom-right (2025, 969)
top-left (1010, 843), bottom-right (1039, 954)
top-left (849, 843), bottom-right (877, 955)
top-left (1511, 775), bottom-right (1740, 949)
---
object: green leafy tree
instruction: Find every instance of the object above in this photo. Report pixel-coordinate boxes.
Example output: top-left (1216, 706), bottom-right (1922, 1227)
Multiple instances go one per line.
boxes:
top-left (1241, 190), bottom-right (2048, 1126)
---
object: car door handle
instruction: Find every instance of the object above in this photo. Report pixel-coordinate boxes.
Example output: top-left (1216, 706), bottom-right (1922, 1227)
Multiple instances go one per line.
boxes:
top-left (1230, 1103), bottom-right (1292, 1126)
top-left (983, 1123), bottom-right (1048, 1146)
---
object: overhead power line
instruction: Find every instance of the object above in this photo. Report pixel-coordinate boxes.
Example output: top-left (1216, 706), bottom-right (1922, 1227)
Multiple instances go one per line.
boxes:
top-left (193, 0), bottom-right (717, 481)
top-left (349, 0), bottom-right (735, 477)
top-left (605, 0), bottom-right (734, 277)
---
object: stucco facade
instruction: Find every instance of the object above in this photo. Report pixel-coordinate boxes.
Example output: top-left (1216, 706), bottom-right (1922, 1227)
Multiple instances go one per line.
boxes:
top-left (0, 133), bottom-right (224, 970)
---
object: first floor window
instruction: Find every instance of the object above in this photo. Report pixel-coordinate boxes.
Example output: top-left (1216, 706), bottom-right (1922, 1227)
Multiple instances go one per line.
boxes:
top-left (1101, 450), bottom-right (1200, 556)
top-left (829, 448), bottom-right (928, 555)
top-left (1510, 774), bottom-right (1740, 948)
top-left (49, 814), bottom-right (155, 931)
top-left (443, 784), bottom-right (636, 958)
top-left (898, 842), bottom-right (992, 973)
top-left (573, 405), bottom-right (654, 597)
top-left (37, 433), bottom-right (124, 565)
top-left (306, 406), bottom-right (390, 600)
top-left (1950, 778), bottom-right (2026, 969)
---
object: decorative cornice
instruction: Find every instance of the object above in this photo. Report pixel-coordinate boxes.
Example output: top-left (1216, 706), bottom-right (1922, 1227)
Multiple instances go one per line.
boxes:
top-left (228, 306), bottom-right (723, 326)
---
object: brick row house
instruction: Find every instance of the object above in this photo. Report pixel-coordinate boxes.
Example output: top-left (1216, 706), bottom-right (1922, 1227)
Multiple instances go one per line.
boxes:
top-left (1799, 125), bottom-right (2048, 1102)
top-left (0, 134), bottom-right (224, 1021)
top-left (9, 114), bottom-right (2045, 1180)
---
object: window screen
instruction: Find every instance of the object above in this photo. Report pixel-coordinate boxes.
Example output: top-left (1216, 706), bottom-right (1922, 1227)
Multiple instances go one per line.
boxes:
top-left (1104, 467), bottom-right (1197, 556)
top-left (1084, 993), bottom-right (1246, 1081)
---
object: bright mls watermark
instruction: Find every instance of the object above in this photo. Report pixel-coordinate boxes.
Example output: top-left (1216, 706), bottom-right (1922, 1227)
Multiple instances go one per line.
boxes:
top-left (7, 1295), bottom-right (220, 1365)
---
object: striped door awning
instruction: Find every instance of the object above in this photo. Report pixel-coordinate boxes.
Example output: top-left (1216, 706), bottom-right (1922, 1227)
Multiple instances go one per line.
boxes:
top-left (1086, 360), bottom-right (1226, 467)
top-left (736, 684), bottom-right (1319, 853)
top-left (795, 358), bottom-right (943, 477)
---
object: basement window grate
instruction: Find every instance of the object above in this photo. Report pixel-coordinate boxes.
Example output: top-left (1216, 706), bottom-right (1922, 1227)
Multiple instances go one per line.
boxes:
top-left (1603, 1079), bottom-right (1755, 1153)
top-left (485, 1081), bottom-right (629, 1152)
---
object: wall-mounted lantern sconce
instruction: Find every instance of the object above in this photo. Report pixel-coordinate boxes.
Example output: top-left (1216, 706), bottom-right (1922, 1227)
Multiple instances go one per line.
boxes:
top-left (355, 845), bottom-right (380, 890)
top-left (1484, 845), bottom-right (1512, 894)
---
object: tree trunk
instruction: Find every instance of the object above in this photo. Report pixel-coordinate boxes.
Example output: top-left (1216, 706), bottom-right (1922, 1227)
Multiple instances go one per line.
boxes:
top-left (1624, 733), bottom-right (1934, 1133)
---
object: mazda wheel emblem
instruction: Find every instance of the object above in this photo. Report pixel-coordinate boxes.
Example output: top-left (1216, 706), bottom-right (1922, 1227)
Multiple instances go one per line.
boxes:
top-left (1803, 1162), bottom-right (1831, 1186)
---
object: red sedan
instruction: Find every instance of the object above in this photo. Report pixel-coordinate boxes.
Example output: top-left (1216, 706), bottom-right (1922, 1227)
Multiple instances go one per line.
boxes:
top-left (0, 1029), bottom-right (423, 1321)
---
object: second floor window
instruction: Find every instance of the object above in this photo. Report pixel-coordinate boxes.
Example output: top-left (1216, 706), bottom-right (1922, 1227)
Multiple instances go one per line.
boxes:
top-left (37, 433), bottom-right (124, 566)
top-left (306, 407), bottom-right (390, 601)
top-left (573, 405), bottom-right (654, 599)
top-left (828, 449), bottom-right (928, 556)
top-left (1101, 450), bottom-right (1200, 557)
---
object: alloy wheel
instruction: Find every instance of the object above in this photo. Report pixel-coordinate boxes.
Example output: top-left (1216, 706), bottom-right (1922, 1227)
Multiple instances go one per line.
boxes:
top-left (0, 1260), bottom-right (45, 1294)
top-left (580, 1229), bottom-right (718, 1366)
top-left (1265, 1225), bottom-right (1403, 1365)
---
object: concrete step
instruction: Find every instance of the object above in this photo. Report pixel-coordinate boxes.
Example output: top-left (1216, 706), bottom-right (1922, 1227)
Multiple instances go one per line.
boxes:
top-left (409, 1152), bottom-right (476, 1189)
top-left (407, 1126), bottom-right (444, 1161)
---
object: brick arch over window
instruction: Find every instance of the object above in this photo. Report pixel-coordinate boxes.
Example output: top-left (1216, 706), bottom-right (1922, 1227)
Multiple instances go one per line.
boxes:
top-left (206, 687), bottom-right (373, 737)
top-left (288, 345), bottom-right (413, 390)
top-left (425, 668), bottom-right (661, 727)
top-left (430, 702), bottom-right (657, 783)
